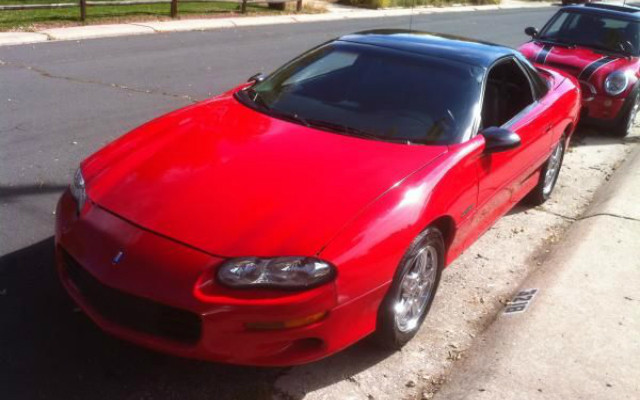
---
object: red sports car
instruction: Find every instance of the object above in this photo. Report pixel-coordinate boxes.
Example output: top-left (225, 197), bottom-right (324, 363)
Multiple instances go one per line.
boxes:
top-left (520, 4), bottom-right (640, 137)
top-left (55, 31), bottom-right (580, 366)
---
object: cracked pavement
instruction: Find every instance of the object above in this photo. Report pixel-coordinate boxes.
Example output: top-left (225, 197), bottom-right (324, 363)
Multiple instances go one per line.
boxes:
top-left (1, 7), bottom-right (639, 400)
top-left (5, 61), bottom-right (199, 102)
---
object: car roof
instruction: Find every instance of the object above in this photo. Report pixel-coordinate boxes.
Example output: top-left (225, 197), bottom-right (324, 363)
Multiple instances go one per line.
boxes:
top-left (337, 30), bottom-right (518, 68)
top-left (562, 4), bottom-right (640, 21)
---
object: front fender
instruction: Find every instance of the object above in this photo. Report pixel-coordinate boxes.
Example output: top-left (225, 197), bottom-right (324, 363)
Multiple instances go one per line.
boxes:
top-left (318, 137), bottom-right (484, 306)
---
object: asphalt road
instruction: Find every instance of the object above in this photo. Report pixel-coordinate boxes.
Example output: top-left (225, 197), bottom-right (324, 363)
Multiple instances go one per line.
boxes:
top-left (0, 7), bottom-right (561, 400)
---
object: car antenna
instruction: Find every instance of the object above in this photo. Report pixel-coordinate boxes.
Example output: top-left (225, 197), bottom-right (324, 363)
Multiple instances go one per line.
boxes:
top-left (409, 0), bottom-right (416, 31)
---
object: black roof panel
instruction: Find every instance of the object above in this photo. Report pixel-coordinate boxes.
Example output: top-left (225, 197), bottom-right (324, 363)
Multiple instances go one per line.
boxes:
top-left (563, 4), bottom-right (640, 20)
top-left (337, 30), bottom-right (517, 68)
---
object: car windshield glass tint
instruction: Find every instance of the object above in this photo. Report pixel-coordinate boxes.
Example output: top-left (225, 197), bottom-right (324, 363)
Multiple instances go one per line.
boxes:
top-left (236, 41), bottom-right (484, 145)
top-left (539, 11), bottom-right (640, 56)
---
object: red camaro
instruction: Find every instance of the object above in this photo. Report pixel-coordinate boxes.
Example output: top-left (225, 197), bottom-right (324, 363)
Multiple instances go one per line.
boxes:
top-left (520, 4), bottom-right (640, 137)
top-left (55, 31), bottom-right (580, 366)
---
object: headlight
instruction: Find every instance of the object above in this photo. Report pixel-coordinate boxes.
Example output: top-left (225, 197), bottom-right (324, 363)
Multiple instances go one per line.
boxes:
top-left (217, 256), bottom-right (336, 289)
top-left (70, 168), bottom-right (87, 213)
top-left (604, 71), bottom-right (629, 96)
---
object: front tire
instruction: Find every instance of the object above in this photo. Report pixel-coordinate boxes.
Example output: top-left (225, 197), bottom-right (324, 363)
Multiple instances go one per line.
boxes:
top-left (526, 136), bottom-right (565, 206)
top-left (374, 227), bottom-right (444, 350)
top-left (613, 93), bottom-right (639, 138)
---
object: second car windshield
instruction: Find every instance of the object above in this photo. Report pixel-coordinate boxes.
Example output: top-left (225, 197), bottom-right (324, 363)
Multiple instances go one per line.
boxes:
top-left (539, 10), bottom-right (640, 55)
top-left (236, 41), bottom-right (483, 145)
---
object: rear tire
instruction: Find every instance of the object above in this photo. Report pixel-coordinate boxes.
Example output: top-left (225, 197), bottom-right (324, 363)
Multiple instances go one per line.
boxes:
top-left (526, 135), bottom-right (566, 206)
top-left (373, 227), bottom-right (444, 350)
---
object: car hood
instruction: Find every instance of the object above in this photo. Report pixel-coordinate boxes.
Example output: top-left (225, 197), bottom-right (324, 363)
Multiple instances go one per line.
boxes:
top-left (83, 92), bottom-right (447, 258)
top-left (519, 41), bottom-right (635, 82)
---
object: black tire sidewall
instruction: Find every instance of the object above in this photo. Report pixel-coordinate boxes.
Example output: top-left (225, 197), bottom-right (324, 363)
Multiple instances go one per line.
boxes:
top-left (617, 93), bottom-right (639, 138)
top-left (375, 227), bottom-right (445, 349)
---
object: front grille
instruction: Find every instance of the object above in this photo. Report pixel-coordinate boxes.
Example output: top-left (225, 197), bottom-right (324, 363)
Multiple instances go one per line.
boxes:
top-left (62, 250), bottom-right (202, 345)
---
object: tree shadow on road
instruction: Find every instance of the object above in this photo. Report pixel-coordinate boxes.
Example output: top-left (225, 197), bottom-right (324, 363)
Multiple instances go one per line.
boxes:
top-left (0, 184), bottom-right (68, 202)
top-left (0, 238), bottom-right (394, 400)
top-left (0, 238), bottom-right (278, 399)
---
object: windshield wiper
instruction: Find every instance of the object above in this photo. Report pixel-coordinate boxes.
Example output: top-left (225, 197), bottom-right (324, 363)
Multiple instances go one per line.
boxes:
top-left (239, 90), bottom-right (312, 127)
top-left (579, 43), bottom-right (628, 57)
top-left (536, 37), bottom-right (575, 48)
top-left (237, 91), bottom-right (415, 144)
top-left (264, 108), bottom-right (311, 127)
top-left (537, 37), bottom-right (630, 57)
top-left (244, 88), bottom-right (271, 110)
top-left (305, 118), bottom-right (412, 144)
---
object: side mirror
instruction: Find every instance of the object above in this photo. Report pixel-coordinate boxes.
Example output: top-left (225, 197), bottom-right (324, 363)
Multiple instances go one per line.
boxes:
top-left (248, 73), bottom-right (266, 84)
top-left (481, 127), bottom-right (521, 153)
top-left (525, 27), bottom-right (539, 38)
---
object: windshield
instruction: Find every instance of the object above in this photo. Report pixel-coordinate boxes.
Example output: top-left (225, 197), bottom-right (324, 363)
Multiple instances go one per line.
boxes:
top-left (235, 41), bottom-right (484, 145)
top-left (539, 10), bottom-right (640, 56)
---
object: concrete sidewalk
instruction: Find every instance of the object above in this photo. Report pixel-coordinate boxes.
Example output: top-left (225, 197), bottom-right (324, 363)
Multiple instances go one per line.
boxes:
top-left (0, 2), bottom-right (552, 46)
top-left (433, 146), bottom-right (640, 400)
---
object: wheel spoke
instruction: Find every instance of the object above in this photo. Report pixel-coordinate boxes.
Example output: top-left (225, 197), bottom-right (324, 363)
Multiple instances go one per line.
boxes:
top-left (401, 275), bottom-right (415, 293)
top-left (394, 301), bottom-right (409, 318)
top-left (410, 298), bottom-right (419, 316)
top-left (414, 251), bottom-right (427, 277)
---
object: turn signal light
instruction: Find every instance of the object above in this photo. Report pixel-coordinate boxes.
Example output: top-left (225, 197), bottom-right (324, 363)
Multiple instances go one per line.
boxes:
top-left (245, 311), bottom-right (328, 331)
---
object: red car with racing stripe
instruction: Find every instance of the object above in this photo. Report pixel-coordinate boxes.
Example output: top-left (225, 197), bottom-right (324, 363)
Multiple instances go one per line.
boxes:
top-left (520, 3), bottom-right (640, 136)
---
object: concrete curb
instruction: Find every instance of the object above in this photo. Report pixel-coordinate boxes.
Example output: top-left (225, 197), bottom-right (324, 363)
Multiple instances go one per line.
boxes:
top-left (0, 31), bottom-right (49, 45)
top-left (41, 23), bottom-right (156, 41)
top-left (432, 143), bottom-right (640, 400)
top-left (584, 147), bottom-right (640, 221)
top-left (0, 2), bottom-right (552, 46)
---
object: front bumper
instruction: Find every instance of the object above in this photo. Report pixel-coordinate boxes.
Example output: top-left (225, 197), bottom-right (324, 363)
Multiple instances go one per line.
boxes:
top-left (55, 190), bottom-right (381, 366)
top-left (581, 93), bottom-right (626, 123)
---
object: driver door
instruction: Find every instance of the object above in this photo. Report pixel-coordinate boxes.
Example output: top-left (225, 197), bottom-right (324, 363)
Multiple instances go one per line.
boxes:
top-left (468, 57), bottom-right (553, 245)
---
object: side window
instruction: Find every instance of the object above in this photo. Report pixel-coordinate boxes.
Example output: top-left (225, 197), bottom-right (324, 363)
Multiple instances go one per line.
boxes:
top-left (481, 59), bottom-right (535, 128)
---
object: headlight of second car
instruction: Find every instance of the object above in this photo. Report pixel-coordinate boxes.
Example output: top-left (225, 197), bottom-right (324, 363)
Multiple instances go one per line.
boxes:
top-left (70, 168), bottom-right (87, 213)
top-left (604, 71), bottom-right (629, 96)
top-left (217, 256), bottom-right (336, 290)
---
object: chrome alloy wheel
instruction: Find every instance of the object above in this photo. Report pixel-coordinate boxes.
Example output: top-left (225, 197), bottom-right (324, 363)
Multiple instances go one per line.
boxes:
top-left (543, 141), bottom-right (563, 196)
top-left (394, 245), bottom-right (438, 333)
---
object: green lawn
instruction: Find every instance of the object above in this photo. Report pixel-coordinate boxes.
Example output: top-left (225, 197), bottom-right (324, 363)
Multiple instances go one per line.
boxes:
top-left (0, 1), bottom-right (293, 31)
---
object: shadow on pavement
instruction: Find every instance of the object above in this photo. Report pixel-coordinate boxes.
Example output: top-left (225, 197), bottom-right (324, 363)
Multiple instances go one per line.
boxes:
top-left (0, 184), bottom-right (68, 202)
top-left (0, 238), bottom-right (277, 399)
top-left (569, 126), bottom-right (640, 147)
top-left (0, 238), bottom-right (394, 399)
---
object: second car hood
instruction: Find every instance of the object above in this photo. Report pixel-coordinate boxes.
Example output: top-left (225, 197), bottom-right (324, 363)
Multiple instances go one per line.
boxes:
top-left (84, 93), bottom-right (447, 257)
top-left (519, 41), bottom-right (633, 81)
